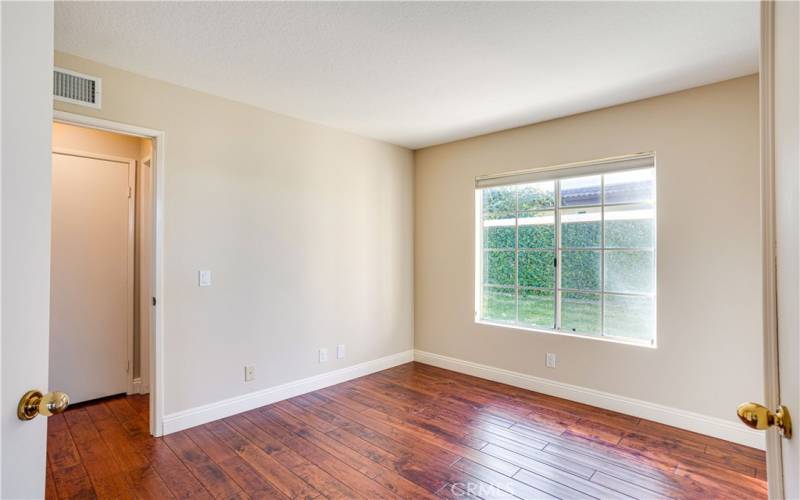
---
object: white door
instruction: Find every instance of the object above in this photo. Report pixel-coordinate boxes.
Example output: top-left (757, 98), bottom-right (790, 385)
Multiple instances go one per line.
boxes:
top-left (750, 1), bottom-right (800, 498)
top-left (50, 152), bottom-right (133, 404)
top-left (772, 1), bottom-right (800, 497)
top-left (1, 2), bottom-right (55, 497)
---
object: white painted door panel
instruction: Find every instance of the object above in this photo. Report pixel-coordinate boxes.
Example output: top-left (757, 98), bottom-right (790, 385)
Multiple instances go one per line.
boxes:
top-left (50, 153), bottom-right (131, 404)
top-left (1, 2), bottom-right (54, 497)
top-left (774, 1), bottom-right (800, 497)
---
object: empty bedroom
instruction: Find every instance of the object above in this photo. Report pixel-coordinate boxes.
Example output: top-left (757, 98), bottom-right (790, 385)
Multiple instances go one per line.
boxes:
top-left (2, 1), bottom-right (799, 499)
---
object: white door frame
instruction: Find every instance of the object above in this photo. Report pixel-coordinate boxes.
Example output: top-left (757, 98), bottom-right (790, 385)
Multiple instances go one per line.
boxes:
top-left (53, 110), bottom-right (166, 437)
top-left (137, 155), bottom-right (154, 396)
top-left (51, 147), bottom-right (138, 398)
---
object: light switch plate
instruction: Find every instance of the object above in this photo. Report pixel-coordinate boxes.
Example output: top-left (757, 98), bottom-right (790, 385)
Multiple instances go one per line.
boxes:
top-left (198, 270), bottom-right (212, 287)
top-left (244, 365), bottom-right (255, 382)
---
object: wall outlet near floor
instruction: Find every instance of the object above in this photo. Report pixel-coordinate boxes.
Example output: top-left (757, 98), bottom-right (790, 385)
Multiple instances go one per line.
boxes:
top-left (319, 348), bottom-right (328, 363)
top-left (546, 352), bottom-right (557, 368)
top-left (336, 344), bottom-right (346, 359)
top-left (198, 270), bottom-right (212, 287)
top-left (244, 365), bottom-right (256, 382)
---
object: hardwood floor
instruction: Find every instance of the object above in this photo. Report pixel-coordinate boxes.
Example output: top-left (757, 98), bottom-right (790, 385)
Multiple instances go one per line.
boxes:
top-left (46, 362), bottom-right (766, 499)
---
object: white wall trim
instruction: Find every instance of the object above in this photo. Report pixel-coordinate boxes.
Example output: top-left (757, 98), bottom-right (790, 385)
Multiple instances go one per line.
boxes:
top-left (414, 350), bottom-right (765, 450)
top-left (130, 377), bottom-right (148, 395)
top-left (162, 350), bottom-right (414, 435)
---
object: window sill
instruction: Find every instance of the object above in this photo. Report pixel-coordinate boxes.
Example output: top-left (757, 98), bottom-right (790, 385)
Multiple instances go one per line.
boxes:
top-left (475, 319), bottom-right (657, 349)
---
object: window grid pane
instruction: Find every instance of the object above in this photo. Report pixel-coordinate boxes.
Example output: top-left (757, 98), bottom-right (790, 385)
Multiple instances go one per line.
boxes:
top-left (479, 166), bottom-right (654, 344)
top-left (480, 183), bottom-right (558, 328)
top-left (600, 176), bottom-right (605, 335)
top-left (514, 188), bottom-right (520, 323)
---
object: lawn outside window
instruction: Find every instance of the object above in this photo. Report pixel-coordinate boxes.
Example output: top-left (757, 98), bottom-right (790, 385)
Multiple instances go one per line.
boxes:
top-left (475, 153), bottom-right (657, 347)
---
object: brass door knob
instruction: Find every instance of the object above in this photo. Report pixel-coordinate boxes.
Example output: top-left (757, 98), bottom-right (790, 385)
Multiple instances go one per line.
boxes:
top-left (17, 390), bottom-right (70, 420)
top-left (737, 402), bottom-right (792, 438)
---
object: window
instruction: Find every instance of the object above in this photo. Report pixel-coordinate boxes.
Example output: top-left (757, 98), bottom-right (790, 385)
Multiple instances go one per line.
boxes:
top-left (476, 154), bottom-right (656, 345)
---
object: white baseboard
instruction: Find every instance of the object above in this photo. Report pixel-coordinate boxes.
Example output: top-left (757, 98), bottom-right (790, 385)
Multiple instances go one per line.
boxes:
top-left (161, 347), bottom-right (764, 449)
top-left (162, 349), bottom-right (414, 435)
top-left (130, 377), bottom-right (148, 395)
top-left (414, 349), bottom-right (765, 450)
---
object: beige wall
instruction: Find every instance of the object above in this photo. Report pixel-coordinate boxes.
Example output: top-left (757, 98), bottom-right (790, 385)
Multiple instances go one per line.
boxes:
top-left (54, 52), bottom-right (414, 415)
top-left (53, 121), bottom-right (145, 159)
top-left (414, 75), bottom-right (762, 423)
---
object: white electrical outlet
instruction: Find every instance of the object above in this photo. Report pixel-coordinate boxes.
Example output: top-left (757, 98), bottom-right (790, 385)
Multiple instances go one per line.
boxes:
top-left (198, 270), bottom-right (212, 287)
top-left (336, 344), bottom-right (346, 359)
top-left (319, 348), bottom-right (328, 363)
top-left (546, 352), bottom-right (556, 368)
top-left (244, 365), bottom-right (256, 382)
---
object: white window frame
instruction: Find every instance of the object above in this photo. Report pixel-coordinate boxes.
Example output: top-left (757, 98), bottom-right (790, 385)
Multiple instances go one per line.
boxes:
top-left (474, 152), bottom-right (657, 348)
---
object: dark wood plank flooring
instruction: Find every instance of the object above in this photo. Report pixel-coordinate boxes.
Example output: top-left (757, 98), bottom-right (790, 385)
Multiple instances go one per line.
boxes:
top-left (46, 362), bottom-right (766, 499)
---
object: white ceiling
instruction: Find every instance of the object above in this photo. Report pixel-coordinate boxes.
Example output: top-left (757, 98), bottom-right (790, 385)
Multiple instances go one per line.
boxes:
top-left (55, 2), bottom-right (759, 149)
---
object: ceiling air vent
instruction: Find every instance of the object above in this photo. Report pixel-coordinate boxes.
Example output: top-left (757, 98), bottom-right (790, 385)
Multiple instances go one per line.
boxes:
top-left (54, 67), bottom-right (101, 109)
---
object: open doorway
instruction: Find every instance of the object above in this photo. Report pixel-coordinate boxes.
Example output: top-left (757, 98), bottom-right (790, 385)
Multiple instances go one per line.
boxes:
top-left (48, 116), bottom-right (162, 436)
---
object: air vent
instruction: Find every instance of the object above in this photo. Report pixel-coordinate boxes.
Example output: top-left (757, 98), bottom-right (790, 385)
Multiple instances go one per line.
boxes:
top-left (54, 67), bottom-right (101, 109)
